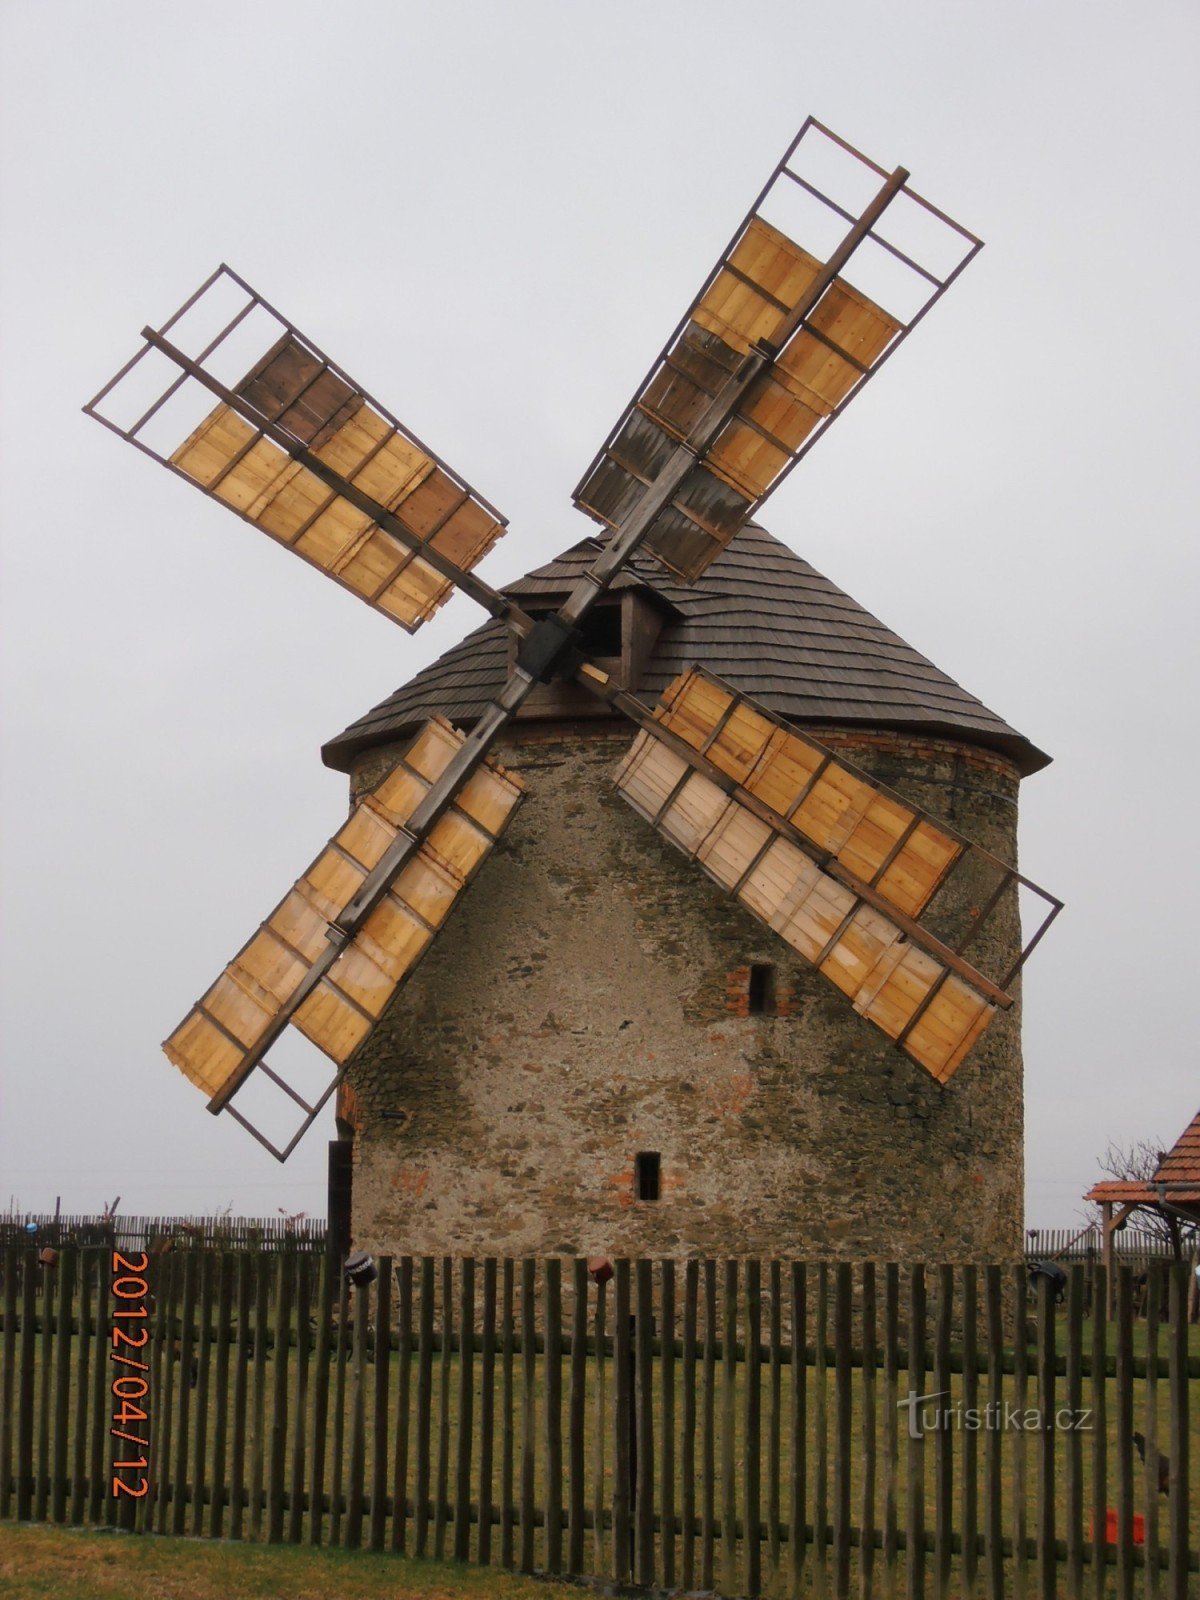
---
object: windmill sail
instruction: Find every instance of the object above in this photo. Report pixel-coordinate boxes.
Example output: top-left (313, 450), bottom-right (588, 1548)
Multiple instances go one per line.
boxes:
top-left (614, 668), bottom-right (1059, 1082)
top-left (165, 718), bottom-right (523, 1157)
top-left (84, 269), bottom-right (510, 632)
top-left (573, 119), bottom-right (981, 582)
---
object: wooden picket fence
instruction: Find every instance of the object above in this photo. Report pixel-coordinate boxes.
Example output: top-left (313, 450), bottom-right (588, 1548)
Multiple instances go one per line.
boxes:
top-left (0, 1248), bottom-right (1195, 1598)
top-left (0, 1213), bottom-right (326, 1257)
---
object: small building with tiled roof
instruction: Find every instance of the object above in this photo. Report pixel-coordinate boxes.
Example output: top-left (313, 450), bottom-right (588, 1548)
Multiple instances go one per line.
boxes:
top-left (327, 524), bottom-right (1049, 1263)
top-left (1086, 1107), bottom-right (1200, 1228)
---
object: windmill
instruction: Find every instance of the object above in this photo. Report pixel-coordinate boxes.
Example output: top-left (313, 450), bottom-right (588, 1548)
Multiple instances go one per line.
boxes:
top-left (84, 119), bottom-right (1061, 1163)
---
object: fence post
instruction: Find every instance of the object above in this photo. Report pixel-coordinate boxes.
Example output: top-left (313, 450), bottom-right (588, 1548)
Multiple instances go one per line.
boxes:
top-left (453, 1257), bottom-right (475, 1563)
top-left (744, 1258), bottom-right (762, 1598)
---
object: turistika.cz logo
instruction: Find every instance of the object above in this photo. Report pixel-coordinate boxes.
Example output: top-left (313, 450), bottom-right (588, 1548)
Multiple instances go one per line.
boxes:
top-left (898, 1389), bottom-right (1093, 1440)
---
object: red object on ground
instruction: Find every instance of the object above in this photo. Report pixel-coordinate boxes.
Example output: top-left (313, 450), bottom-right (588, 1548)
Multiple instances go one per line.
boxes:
top-left (1088, 1509), bottom-right (1146, 1545)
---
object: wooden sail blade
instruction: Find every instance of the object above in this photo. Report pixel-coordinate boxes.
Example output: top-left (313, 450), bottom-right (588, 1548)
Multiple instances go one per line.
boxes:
top-left (84, 268), bottom-right (510, 632)
top-left (163, 717), bottom-right (523, 1143)
top-left (613, 667), bottom-right (1059, 1083)
top-left (573, 120), bottom-right (981, 583)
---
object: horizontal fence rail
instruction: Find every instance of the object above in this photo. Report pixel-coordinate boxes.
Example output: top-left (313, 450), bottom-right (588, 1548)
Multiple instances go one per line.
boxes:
top-left (0, 1249), bottom-right (1194, 1599)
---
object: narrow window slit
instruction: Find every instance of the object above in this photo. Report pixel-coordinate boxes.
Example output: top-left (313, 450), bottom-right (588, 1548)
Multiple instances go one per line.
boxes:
top-left (748, 962), bottom-right (776, 1015)
top-left (634, 1151), bottom-right (661, 1202)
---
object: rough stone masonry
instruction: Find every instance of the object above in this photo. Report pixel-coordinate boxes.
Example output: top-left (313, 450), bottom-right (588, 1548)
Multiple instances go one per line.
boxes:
top-left (341, 719), bottom-right (1024, 1264)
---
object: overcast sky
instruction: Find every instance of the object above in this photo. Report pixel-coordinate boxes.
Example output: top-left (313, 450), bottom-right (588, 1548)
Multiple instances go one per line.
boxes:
top-left (1, 2), bottom-right (1196, 1230)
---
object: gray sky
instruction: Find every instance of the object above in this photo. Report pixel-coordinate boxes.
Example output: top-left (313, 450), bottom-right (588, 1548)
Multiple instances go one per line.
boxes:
top-left (1, 1), bottom-right (1196, 1228)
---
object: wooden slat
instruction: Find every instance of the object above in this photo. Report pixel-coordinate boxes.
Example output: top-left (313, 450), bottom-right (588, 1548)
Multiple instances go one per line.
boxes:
top-left (520, 1257), bottom-right (536, 1573)
top-left (1090, 1266), bottom-right (1108, 1600)
top-left (661, 1259), bottom-right (676, 1588)
top-left (307, 1254), bottom-right (333, 1545)
top-left (833, 1262), bottom-right (852, 1600)
top-left (267, 1253), bottom-right (293, 1543)
top-left (702, 1260), bottom-right (717, 1590)
top-left (906, 1266), bottom-right (926, 1600)
top-left (0, 1245), bottom-right (17, 1522)
top-left (454, 1257), bottom-right (476, 1562)
top-left (17, 1250), bottom-right (36, 1521)
top-left (791, 1262), bottom-right (808, 1596)
top-left (35, 1252), bottom-right (52, 1521)
top-left (69, 1249), bottom-right (93, 1528)
top-left (189, 1254), bottom-right (214, 1536)
top-left (984, 1265), bottom-right (1004, 1600)
top-left (210, 1254), bottom-right (235, 1539)
top-left (745, 1258), bottom-right (762, 1597)
top-left (1035, 1273), bottom-right (1056, 1600)
top-left (568, 1258), bottom-right (587, 1575)
top-left (960, 1265), bottom-right (979, 1599)
top-left (391, 1256), bottom-right (414, 1553)
top-left (592, 1267), bottom-right (608, 1576)
top-left (248, 1259), bottom-right (270, 1539)
top-left (1063, 1265), bottom-right (1084, 1600)
top-left (345, 1275), bottom-right (368, 1549)
top-left (1142, 1260), bottom-right (1161, 1600)
top-left (1167, 1265), bottom-right (1190, 1600)
top-left (934, 1265), bottom-right (953, 1600)
top-left (860, 1262), bottom-right (878, 1600)
top-left (815, 1264), bottom-right (829, 1584)
top-left (171, 1252), bottom-right (198, 1537)
top-left (328, 1269), bottom-right (349, 1542)
top-left (767, 1261), bottom-right (782, 1581)
top-left (477, 1258), bottom-right (496, 1564)
top-left (1115, 1268), bottom-right (1134, 1600)
top-left (882, 1264), bottom-right (899, 1584)
top-left (434, 1258), bottom-right (453, 1558)
top-left (229, 1256), bottom-right (251, 1540)
top-left (500, 1258), bottom-right (515, 1569)
top-left (50, 1250), bottom-right (74, 1524)
top-left (288, 1255), bottom-right (313, 1544)
top-left (613, 1259), bottom-right (633, 1583)
top-left (1011, 1262), bottom-right (1029, 1597)
top-left (544, 1258), bottom-right (563, 1574)
top-left (370, 1257), bottom-right (392, 1552)
top-left (94, 1256), bottom-right (117, 1526)
top-left (414, 1257), bottom-right (434, 1555)
top-left (681, 1259), bottom-right (698, 1589)
top-left (635, 1257), bottom-right (655, 1585)
top-left (721, 1259), bottom-right (738, 1594)
top-left (147, 1250), bottom-right (174, 1533)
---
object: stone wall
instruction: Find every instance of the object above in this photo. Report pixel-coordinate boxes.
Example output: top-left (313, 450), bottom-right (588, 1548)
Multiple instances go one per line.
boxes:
top-left (342, 717), bottom-right (1025, 1263)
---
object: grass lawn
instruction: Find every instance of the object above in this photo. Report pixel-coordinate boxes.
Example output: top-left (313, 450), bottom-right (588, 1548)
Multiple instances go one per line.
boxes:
top-left (0, 1522), bottom-right (586, 1600)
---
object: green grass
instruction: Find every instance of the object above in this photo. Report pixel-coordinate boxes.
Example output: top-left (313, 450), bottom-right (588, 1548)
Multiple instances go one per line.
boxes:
top-left (0, 1522), bottom-right (584, 1600)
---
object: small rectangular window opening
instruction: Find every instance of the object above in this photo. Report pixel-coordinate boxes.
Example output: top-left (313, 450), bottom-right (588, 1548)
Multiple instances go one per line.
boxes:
top-left (748, 962), bottom-right (776, 1015)
top-left (634, 1151), bottom-right (661, 1202)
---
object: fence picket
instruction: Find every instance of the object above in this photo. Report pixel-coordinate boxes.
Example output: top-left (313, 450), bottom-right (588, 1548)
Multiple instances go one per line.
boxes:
top-left (308, 1254), bottom-right (334, 1546)
top-left (1116, 1267), bottom-right (1134, 1600)
top-left (635, 1257), bottom-right (655, 1585)
top-left (345, 1273), bottom-right (368, 1549)
top-left (1064, 1263), bottom-right (1084, 1599)
top-left (702, 1259), bottom-right (717, 1591)
top-left (290, 1254), bottom-right (313, 1545)
top-left (681, 1258), bottom-right (698, 1589)
top-left (933, 1264), bottom-right (953, 1600)
top-left (500, 1258), bottom-right (515, 1569)
top-left (1143, 1259), bottom-right (1161, 1600)
top-left (210, 1253), bottom-right (234, 1540)
top-left (1090, 1265), bottom-right (1108, 1600)
top-left (721, 1259), bottom-right (738, 1596)
top-left (370, 1256), bottom-right (392, 1552)
top-left (860, 1261), bottom-right (877, 1600)
top-left (190, 1253), bottom-right (214, 1536)
top-left (984, 1264), bottom-right (1004, 1600)
top-left (1035, 1270), bottom-right (1055, 1600)
top-left (613, 1258), bottom-right (633, 1583)
top-left (745, 1258), bottom-right (762, 1598)
top-left (662, 1259), bottom-right (676, 1588)
top-left (454, 1257), bottom-right (475, 1562)
top-left (961, 1264), bottom-right (978, 1600)
top-left (69, 1248), bottom-right (92, 1528)
top-left (906, 1264), bottom-right (926, 1600)
top-left (1167, 1264), bottom-right (1190, 1600)
top-left (568, 1257), bottom-right (587, 1575)
top-left (50, 1249), bottom-right (74, 1523)
top-left (833, 1261), bottom-right (852, 1600)
top-left (414, 1257), bottom-right (434, 1556)
top-left (248, 1258), bottom-right (269, 1539)
top-left (519, 1257), bottom-right (536, 1573)
top-left (392, 1256), bottom-right (414, 1554)
top-left (791, 1261), bottom-right (807, 1597)
top-left (229, 1255), bottom-right (251, 1541)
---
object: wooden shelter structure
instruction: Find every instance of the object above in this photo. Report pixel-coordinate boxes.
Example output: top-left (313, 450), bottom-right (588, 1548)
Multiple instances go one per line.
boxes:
top-left (1086, 1106), bottom-right (1200, 1310)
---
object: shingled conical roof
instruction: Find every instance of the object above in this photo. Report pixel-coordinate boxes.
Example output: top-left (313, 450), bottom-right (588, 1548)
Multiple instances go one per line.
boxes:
top-left (323, 524), bottom-right (1049, 776)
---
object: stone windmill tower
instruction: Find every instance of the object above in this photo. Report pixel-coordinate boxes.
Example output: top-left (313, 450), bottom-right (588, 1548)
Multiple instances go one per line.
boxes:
top-left (85, 120), bottom-right (1060, 1266)
top-left (324, 525), bottom-right (1049, 1263)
